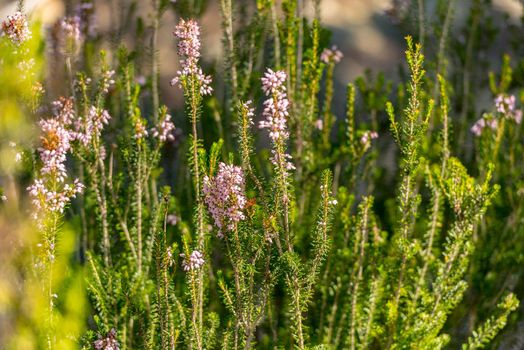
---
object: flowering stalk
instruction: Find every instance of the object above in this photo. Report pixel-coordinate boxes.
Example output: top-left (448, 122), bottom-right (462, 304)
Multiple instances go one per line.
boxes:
top-left (259, 68), bottom-right (294, 250)
top-left (259, 68), bottom-right (306, 348)
top-left (203, 162), bottom-right (246, 237)
top-left (27, 104), bottom-right (84, 349)
top-left (172, 18), bottom-right (212, 350)
top-left (74, 73), bottom-right (113, 268)
top-left (204, 162), bottom-right (243, 345)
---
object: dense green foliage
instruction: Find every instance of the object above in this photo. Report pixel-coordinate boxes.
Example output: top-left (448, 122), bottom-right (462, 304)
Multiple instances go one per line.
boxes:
top-left (1, 0), bottom-right (523, 349)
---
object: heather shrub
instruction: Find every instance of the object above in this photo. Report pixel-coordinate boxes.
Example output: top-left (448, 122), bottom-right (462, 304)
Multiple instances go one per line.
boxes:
top-left (0, 0), bottom-right (523, 349)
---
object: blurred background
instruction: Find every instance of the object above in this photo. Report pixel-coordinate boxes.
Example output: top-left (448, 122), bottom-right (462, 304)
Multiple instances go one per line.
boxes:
top-left (0, 0), bottom-right (520, 106)
top-left (0, 0), bottom-right (521, 114)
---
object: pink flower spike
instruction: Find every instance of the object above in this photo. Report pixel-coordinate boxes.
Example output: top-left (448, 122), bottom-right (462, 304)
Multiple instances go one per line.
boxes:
top-left (171, 19), bottom-right (212, 96)
top-left (203, 162), bottom-right (247, 236)
top-left (180, 250), bottom-right (205, 271)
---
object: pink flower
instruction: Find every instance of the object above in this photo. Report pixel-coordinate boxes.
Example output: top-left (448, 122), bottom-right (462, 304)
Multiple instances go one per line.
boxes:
top-left (360, 131), bottom-right (378, 145)
top-left (261, 68), bottom-right (287, 95)
top-left (151, 114), bottom-right (176, 142)
top-left (174, 19), bottom-right (201, 62)
top-left (2, 11), bottom-right (31, 46)
top-left (180, 250), bottom-right (205, 271)
top-left (203, 162), bottom-right (247, 236)
top-left (28, 98), bottom-right (86, 219)
top-left (166, 214), bottom-right (179, 226)
top-left (100, 69), bottom-right (115, 94)
top-left (486, 118), bottom-right (498, 130)
top-left (471, 114), bottom-right (498, 137)
top-left (53, 16), bottom-right (83, 56)
top-left (133, 120), bottom-right (148, 139)
top-left (471, 117), bottom-right (486, 136)
top-left (241, 100), bottom-right (255, 124)
top-left (314, 119), bottom-right (323, 130)
top-left (259, 69), bottom-right (290, 141)
top-left (38, 118), bottom-right (74, 182)
top-left (94, 328), bottom-right (119, 350)
top-left (321, 45), bottom-right (343, 64)
top-left (259, 68), bottom-right (295, 172)
top-left (495, 94), bottom-right (522, 124)
top-left (27, 178), bottom-right (84, 214)
top-left (60, 16), bottom-right (82, 43)
top-left (170, 19), bottom-right (212, 96)
top-left (52, 97), bottom-right (76, 125)
top-left (73, 106), bottom-right (111, 146)
top-left (515, 110), bottom-right (522, 124)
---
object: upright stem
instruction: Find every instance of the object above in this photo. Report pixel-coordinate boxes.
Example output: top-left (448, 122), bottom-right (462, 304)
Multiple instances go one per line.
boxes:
top-left (188, 76), bottom-right (205, 350)
top-left (46, 213), bottom-right (58, 350)
top-left (150, 0), bottom-right (162, 207)
top-left (92, 166), bottom-right (111, 267)
top-left (293, 278), bottom-right (305, 349)
top-left (137, 144), bottom-right (143, 273)
top-left (349, 201), bottom-right (370, 350)
top-left (386, 39), bottom-right (426, 348)
top-left (322, 63), bottom-right (335, 149)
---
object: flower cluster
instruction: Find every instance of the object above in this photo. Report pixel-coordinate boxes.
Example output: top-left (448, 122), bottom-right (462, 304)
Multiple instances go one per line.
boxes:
top-left (38, 118), bottom-right (73, 182)
top-left (170, 19), bottom-right (212, 95)
top-left (259, 69), bottom-right (295, 171)
top-left (360, 130), bottom-right (379, 145)
top-left (495, 94), bottom-right (522, 124)
top-left (471, 94), bottom-right (523, 136)
top-left (60, 16), bottom-right (82, 43)
top-left (180, 250), bottom-right (205, 271)
top-left (166, 214), bottom-right (179, 226)
top-left (241, 100), bottom-right (255, 124)
top-left (26, 97), bottom-right (99, 219)
top-left (471, 114), bottom-right (498, 137)
top-left (52, 97), bottom-right (76, 124)
top-left (133, 120), bottom-right (148, 139)
top-left (94, 328), bottom-right (120, 350)
top-left (74, 106), bottom-right (111, 146)
top-left (27, 178), bottom-right (84, 215)
top-left (151, 114), bottom-right (176, 142)
top-left (270, 150), bottom-right (295, 171)
top-left (99, 69), bottom-right (116, 94)
top-left (320, 45), bottom-right (343, 64)
top-left (203, 162), bottom-right (247, 236)
top-left (59, 16), bottom-right (83, 55)
top-left (1, 11), bottom-right (31, 46)
top-left (259, 69), bottom-right (290, 141)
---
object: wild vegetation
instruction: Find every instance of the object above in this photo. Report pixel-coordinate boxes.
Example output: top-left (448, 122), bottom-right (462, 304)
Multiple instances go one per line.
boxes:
top-left (0, 0), bottom-right (523, 349)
